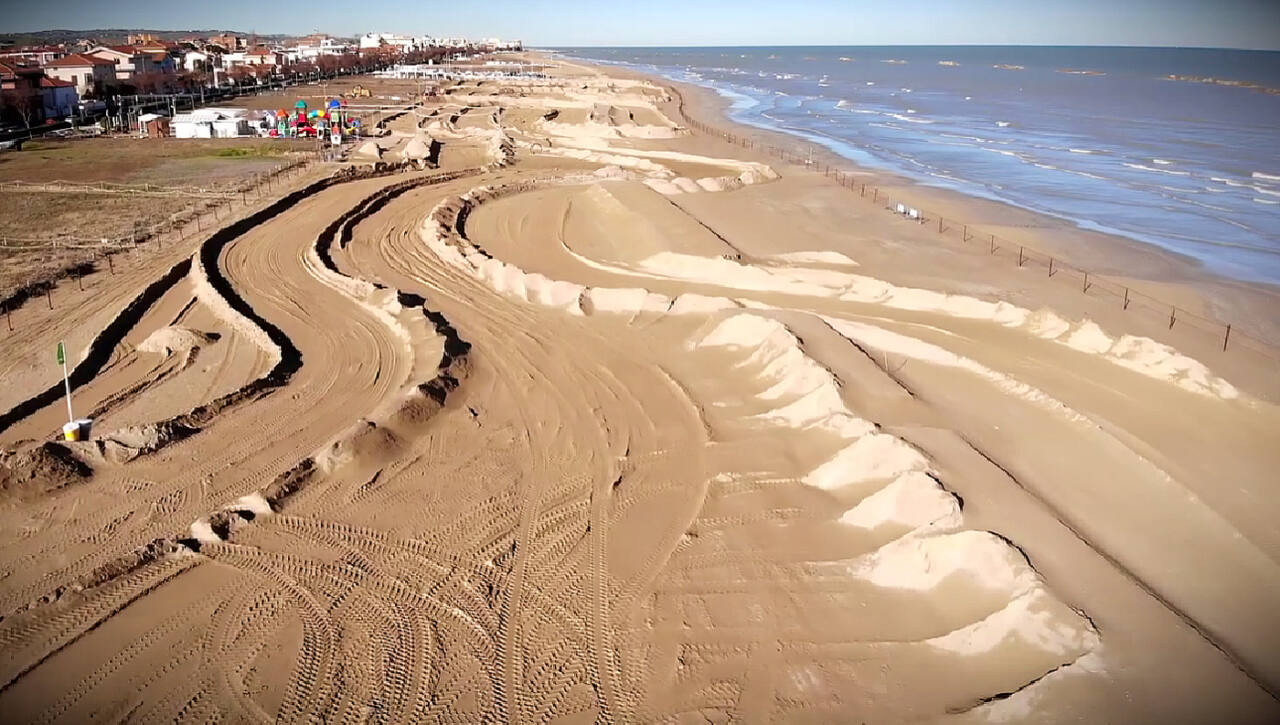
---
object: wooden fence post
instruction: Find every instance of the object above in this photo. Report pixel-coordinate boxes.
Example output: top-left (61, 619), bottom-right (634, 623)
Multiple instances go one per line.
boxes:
top-left (1018, 246), bottom-right (1024, 266)
top-left (46, 288), bottom-right (52, 309)
top-left (5, 307), bottom-right (11, 332)
top-left (990, 234), bottom-right (996, 254)
top-left (1123, 287), bottom-right (1129, 310)
top-left (108, 254), bottom-right (114, 274)
top-left (1049, 257), bottom-right (1055, 277)
top-left (962, 224), bottom-right (967, 242)
top-left (1223, 324), bottom-right (1231, 352)
top-left (938, 216), bottom-right (943, 233)
top-left (1083, 272), bottom-right (1090, 293)
top-left (1169, 307), bottom-right (1177, 329)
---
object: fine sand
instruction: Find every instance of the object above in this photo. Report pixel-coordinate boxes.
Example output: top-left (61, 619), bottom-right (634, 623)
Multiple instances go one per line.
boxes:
top-left (0, 57), bottom-right (1276, 723)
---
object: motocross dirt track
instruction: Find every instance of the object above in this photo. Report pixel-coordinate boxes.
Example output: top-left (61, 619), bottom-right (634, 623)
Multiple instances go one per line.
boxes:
top-left (0, 60), bottom-right (1277, 723)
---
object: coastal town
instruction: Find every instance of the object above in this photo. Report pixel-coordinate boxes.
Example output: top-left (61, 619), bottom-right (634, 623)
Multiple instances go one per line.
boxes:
top-left (0, 31), bottom-right (522, 133)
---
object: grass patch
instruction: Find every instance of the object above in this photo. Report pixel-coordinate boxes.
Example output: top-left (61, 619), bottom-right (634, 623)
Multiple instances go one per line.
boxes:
top-left (209, 145), bottom-right (289, 158)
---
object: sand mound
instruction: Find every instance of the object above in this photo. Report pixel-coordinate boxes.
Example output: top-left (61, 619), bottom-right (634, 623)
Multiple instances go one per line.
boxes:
top-left (354, 141), bottom-right (385, 160)
top-left (0, 441), bottom-right (92, 497)
top-left (137, 326), bottom-right (216, 355)
top-left (315, 419), bottom-right (403, 474)
top-left (100, 421), bottom-right (200, 463)
top-left (401, 136), bottom-right (431, 161)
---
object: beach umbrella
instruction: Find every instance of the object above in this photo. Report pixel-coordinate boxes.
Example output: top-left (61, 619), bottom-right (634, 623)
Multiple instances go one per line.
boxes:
top-left (295, 100), bottom-right (307, 109)
top-left (328, 99), bottom-right (340, 109)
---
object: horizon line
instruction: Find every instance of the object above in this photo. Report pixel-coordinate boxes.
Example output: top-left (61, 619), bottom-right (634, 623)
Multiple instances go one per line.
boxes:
top-left (540, 43), bottom-right (1279, 52)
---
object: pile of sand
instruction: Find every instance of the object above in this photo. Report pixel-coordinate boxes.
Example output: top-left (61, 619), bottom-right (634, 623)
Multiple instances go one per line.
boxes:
top-left (137, 326), bottom-right (216, 356)
top-left (401, 136), bottom-right (431, 162)
top-left (354, 141), bottom-right (385, 160)
top-left (99, 421), bottom-right (199, 463)
top-left (0, 441), bottom-right (92, 498)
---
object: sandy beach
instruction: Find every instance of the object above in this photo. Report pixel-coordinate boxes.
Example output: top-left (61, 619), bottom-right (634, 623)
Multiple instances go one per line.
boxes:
top-left (0, 53), bottom-right (1277, 722)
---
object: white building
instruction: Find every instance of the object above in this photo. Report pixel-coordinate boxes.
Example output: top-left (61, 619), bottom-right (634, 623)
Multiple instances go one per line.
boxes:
top-left (287, 37), bottom-right (351, 63)
top-left (359, 33), bottom-right (429, 52)
top-left (182, 49), bottom-right (220, 72)
top-left (172, 108), bottom-right (251, 138)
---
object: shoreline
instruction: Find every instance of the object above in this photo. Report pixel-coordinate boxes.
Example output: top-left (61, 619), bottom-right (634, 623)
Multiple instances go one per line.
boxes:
top-left (544, 51), bottom-right (1280, 349)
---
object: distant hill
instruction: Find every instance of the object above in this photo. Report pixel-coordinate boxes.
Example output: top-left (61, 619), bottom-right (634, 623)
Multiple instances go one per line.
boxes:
top-left (0, 28), bottom-right (317, 47)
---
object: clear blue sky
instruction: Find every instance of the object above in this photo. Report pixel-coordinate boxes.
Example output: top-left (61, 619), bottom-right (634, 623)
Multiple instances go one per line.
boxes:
top-left (7, 0), bottom-right (1280, 50)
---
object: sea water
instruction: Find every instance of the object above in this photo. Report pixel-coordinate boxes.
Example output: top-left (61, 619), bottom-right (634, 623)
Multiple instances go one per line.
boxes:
top-left (556, 46), bottom-right (1280, 284)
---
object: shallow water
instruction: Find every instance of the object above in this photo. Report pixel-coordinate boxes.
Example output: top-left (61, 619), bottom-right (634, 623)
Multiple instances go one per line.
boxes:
top-left (556, 46), bottom-right (1280, 284)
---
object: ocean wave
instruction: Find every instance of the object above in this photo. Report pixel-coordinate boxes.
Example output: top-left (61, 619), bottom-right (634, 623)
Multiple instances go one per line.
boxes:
top-left (835, 99), bottom-right (852, 108)
top-left (1204, 186), bottom-right (1229, 193)
top-left (993, 64), bottom-right (1025, 70)
top-left (1254, 198), bottom-right (1280, 205)
top-left (996, 121), bottom-right (1011, 127)
top-left (1068, 148), bottom-right (1099, 154)
top-left (838, 57), bottom-right (853, 62)
top-left (1164, 75), bottom-right (1280, 96)
top-left (939, 60), bottom-right (960, 66)
top-left (1152, 159), bottom-right (1174, 165)
top-left (888, 112), bottom-right (933, 124)
top-left (1253, 186), bottom-right (1280, 197)
top-left (1254, 171), bottom-right (1280, 182)
top-left (1124, 162), bottom-right (1191, 176)
top-left (941, 132), bottom-right (991, 144)
top-left (983, 148), bottom-right (1025, 159)
top-left (1211, 176), bottom-right (1248, 187)
top-left (881, 59), bottom-right (908, 64)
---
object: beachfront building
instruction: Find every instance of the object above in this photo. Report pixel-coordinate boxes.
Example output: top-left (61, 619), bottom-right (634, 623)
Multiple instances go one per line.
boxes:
top-left (42, 53), bottom-right (115, 97)
top-left (482, 38), bottom-right (524, 51)
top-left (359, 33), bottom-right (431, 53)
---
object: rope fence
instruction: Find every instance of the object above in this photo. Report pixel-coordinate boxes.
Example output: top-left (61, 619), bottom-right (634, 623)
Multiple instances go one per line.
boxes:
top-left (674, 92), bottom-right (1277, 361)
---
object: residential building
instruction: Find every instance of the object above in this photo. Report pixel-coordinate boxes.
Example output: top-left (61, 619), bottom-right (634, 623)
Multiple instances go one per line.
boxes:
top-left (244, 47), bottom-right (286, 67)
top-left (359, 33), bottom-right (425, 52)
top-left (0, 46), bottom-right (67, 65)
top-left (39, 76), bottom-right (78, 118)
top-left (0, 59), bottom-right (46, 125)
top-left (182, 49), bottom-right (220, 72)
top-left (288, 37), bottom-right (350, 62)
top-left (86, 45), bottom-right (149, 79)
top-left (42, 53), bottom-right (115, 97)
top-left (208, 34), bottom-right (246, 52)
top-left (127, 33), bottom-right (162, 45)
